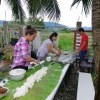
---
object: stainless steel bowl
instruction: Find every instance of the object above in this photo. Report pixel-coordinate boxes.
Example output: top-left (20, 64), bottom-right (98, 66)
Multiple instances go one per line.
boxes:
top-left (9, 69), bottom-right (26, 81)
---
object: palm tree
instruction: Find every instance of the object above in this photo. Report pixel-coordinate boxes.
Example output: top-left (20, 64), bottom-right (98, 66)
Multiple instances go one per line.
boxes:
top-left (0, 0), bottom-right (60, 22)
top-left (71, 0), bottom-right (100, 100)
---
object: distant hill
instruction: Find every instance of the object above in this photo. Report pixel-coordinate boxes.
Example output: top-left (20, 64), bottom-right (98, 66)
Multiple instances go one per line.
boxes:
top-left (44, 22), bottom-right (92, 30)
top-left (0, 20), bottom-right (10, 26)
top-left (0, 20), bottom-right (92, 30)
top-left (0, 20), bottom-right (3, 26)
top-left (68, 26), bottom-right (92, 31)
top-left (82, 26), bottom-right (92, 30)
top-left (44, 22), bottom-right (67, 28)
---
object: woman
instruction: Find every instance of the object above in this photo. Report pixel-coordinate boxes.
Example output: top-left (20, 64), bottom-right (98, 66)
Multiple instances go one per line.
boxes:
top-left (37, 32), bottom-right (61, 61)
top-left (12, 25), bottom-right (39, 71)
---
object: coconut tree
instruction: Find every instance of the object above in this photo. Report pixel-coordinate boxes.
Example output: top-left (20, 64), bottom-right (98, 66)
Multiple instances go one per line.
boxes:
top-left (71, 0), bottom-right (100, 100)
top-left (0, 0), bottom-right (60, 22)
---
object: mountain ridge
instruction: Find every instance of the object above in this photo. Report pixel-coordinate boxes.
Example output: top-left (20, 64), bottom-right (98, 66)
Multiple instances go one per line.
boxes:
top-left (0, 20), bottom-right (92, 30)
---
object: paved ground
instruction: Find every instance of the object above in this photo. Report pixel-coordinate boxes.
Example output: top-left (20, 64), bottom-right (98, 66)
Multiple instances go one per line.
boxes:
top-left (54, 64), bottom-right (79, 100)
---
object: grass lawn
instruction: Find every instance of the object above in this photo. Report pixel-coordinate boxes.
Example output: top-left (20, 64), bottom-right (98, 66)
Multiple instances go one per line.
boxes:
top-left (41, 32), bottom-right (74, 51)
top-left (58, 33), bottom-right (74, 51)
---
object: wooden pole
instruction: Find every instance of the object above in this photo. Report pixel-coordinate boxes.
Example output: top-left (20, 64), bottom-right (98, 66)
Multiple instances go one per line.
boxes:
top-left (74, 32), bottom-right (76, 50)
top-left (74, 21), bottom-right (82, 50)
top-left (95, 60), bottom-right (100, 100)
top-left (5, 11), bottom-right (6, 21)
top-left (76, 21), bottom-right (82, 30)
top-left (3, 21), bottom-right (8, 44)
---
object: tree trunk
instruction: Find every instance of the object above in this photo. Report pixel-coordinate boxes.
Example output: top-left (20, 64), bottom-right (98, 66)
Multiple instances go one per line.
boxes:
top-left (92, 0), bottom-right (100, 100)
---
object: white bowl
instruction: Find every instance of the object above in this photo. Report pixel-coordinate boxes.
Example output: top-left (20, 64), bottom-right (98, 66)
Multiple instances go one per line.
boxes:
top-left (9, 69), bottom-right (26, 81)
top-left (46, 57), bottom-right (51, 62)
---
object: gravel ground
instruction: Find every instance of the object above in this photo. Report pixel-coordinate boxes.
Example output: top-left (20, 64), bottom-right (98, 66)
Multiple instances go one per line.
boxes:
top-left (54, 64), bottom-right (79, 100)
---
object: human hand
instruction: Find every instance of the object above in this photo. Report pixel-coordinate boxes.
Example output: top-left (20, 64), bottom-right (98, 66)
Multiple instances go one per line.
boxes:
top-left (34, 60), bottom-right (40, 64)
top-left (75, 50), bottom-right (80, 54)
top-left (58, 50), bottom-right (62, 55)
top-left (55, 52), bottom-right (60, 55)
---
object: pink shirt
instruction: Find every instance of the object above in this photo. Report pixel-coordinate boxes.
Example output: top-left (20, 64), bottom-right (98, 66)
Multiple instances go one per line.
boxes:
top-left (12, 37), bottom-right (30, 68)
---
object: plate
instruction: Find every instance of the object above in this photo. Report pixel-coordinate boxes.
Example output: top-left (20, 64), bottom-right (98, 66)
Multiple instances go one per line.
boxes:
top-left (47, 53), bottom-right (56, 57)
top-left (0, 87), bottom-right (9, 98)
top-left (61, 51), bottom-right (70, 55)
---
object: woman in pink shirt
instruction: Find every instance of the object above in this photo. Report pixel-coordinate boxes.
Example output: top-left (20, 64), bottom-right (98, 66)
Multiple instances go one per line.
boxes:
top-left (12, 25), bottom-right (39, 71)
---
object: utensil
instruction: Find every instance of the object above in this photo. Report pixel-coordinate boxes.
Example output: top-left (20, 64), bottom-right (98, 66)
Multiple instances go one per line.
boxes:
top-left (0, 78), bottom-right (8, 87)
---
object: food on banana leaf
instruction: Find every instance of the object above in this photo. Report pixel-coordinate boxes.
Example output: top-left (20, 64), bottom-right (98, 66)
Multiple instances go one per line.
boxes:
top-left (61, 55), bottom-right (74, 64)
top-left (58, 51), bottom-right (76, 64)
top-left (14, 67), bottom-right (48, 99)
top-left (61, 51), bottom-right (70, 55)
top-left (58, 54), bottom-right (70, 62)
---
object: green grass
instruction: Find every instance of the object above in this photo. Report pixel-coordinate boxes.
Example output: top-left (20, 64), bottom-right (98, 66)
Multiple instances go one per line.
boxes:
top-left (41, 33), bottom-right (51, 43)
top-left (0, 31), bottom-right (92, 51)
top-left (41, 32), bottom-right (74, 51)
top-left (58, 33), bottom-right (74, 51)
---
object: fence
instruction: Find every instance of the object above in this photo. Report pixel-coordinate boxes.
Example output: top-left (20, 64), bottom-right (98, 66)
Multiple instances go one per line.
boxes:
top-left (0, 23), bottom-right (65, 50)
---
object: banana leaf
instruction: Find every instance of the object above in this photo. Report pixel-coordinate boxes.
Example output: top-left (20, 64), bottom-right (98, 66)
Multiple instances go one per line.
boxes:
top-left (1, 62), bottom-right (64, 100)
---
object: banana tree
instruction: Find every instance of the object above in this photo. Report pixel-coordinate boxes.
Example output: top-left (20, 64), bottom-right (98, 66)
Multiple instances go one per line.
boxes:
top-left (71, 0), bottom-right (100, 100)
top-left (0, 0), bottom-right (61, 23)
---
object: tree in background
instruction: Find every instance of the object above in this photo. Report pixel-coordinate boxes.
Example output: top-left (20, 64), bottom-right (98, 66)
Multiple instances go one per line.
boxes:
top-left (8, 20), bottom-right (25, 29)
top-left (60, 28), bottom-right (71, 33)
top-left (0, 0), bottom-right (60, 23)
top-left (71, 0), bottom-right (100, 100)
top-left (26, 17), bottom-right (45, 26)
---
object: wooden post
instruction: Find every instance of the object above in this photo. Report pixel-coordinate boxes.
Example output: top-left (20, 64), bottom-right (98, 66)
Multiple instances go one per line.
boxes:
top-left (19, 26), bottom-right (25, 37)
top-left (95, 60), bottom-right (100, 100)
top-left (74, 32), bottom-right (76, 50)
top-left (74, 22), bottom-right (82, 50)
top-left (3, 21), bottom-right (8, 45)
top-left (76, 21), bottom-right (82, 30)
top-left (57, 27), bottom-right (61, 47)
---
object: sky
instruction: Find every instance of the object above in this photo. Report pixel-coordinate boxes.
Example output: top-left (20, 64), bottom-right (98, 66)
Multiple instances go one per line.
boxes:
top-left (0, 0), bottom-right (92, 27)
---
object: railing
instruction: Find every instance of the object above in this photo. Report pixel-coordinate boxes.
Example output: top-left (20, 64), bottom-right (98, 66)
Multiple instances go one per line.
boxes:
top-left (0, 24), bottom-right (65, 48)
top-left (0, 25), bottom-right (20, 46)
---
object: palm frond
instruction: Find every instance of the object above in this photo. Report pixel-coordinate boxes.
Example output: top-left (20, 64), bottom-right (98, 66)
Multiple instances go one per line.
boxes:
top-left (71, 0), bottom-right (92, 15)
top-left (44, 0), bottom-right (61, 22)
top-left (25, 0), bottom-right (61, 22)
top-left (25, 0), bottom-right (41, 17)
top-left (6, 0), bottom-right (26, 23)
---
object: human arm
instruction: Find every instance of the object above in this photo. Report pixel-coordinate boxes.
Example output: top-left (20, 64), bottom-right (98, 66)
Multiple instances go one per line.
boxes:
top-left (47, 44), bottom-right (60, 55)
top-left (26, 56), bottom-right (39, 64)
top-left (53, 44), bottom-right (61, 54)
top-left (75, 41), bottom-right (86, 54)
top-left (21, 43), bottom-right (39, 64)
